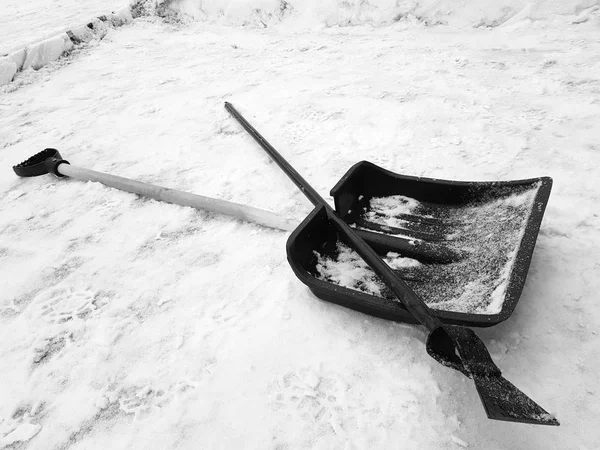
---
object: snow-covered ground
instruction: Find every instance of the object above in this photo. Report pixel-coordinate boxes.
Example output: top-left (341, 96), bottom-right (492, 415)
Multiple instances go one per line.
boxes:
top-left (130, 0), bottom-right (599, 28)
top-left (0, 0), bottom-right (126, 55)
top-left (1, 1), bottom-right (600, 449)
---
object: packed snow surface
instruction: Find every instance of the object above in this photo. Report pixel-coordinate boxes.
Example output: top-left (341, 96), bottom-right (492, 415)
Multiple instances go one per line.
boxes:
top-left (134, 0), bottom-right (599, 29)
top-left (1, 1), bottom-right (600, 449)
top-left (0, 0), bottom-right (125, 55)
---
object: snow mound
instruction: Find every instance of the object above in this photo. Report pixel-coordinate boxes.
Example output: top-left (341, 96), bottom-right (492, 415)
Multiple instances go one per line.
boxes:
top-left (131, 0), bottom-right (599, 28)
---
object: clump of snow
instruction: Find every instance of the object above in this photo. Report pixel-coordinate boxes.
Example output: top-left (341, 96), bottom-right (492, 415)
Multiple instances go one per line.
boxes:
top-left (369, 194), bottom-right (422, 216)
top-left (22, 34), bottom-right (74, 71)
top-left (315, 185), bottom-right (540, 314)
top-left (0, 58), bottom-right (18, 85)
top-left (451, 434), bottom-right (469, 447)
top-left (0, 422), bottom-right (41, 447)
top-left (316, 242), bottom-right (422, 296)
top-left (384, 251), bottom-right (422, 270)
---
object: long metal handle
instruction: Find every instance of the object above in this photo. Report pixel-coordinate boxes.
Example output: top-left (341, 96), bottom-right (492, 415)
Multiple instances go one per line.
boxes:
top-left (225, 102), bottom-right (326, 207)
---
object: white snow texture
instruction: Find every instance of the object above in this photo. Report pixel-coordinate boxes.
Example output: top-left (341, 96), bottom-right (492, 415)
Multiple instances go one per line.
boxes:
top-left (137, 0), bottom-right (599, 28)
top-left (1, 0), bottom-right (599, 449)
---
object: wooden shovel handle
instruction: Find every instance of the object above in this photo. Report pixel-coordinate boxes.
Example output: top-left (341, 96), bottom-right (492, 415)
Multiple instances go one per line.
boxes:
top-left (57, 164), bottom-right (298, 232)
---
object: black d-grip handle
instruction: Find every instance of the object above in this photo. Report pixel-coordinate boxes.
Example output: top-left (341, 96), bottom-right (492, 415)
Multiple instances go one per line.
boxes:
top-left (13, 148), bottom-right (70, 177)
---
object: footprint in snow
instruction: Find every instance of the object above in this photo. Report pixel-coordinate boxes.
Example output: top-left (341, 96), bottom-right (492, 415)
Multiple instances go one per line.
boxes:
top-left (117, 386), bottom-right (168, 418)
top-left (32, 285), bottom-right (100, 324)
top-left (104, 379), bottom-right (200, 421)
top-left (270, 369), bottom-right (349, 437)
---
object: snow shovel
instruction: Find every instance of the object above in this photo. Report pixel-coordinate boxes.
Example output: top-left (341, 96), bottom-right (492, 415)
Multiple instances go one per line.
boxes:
top-left (225, 102), bottom-right (558, 426)
top-left (12, 148), bottom-right (298, 231)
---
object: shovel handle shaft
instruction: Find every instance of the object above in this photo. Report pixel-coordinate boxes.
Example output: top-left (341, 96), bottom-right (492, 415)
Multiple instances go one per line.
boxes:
top-left (225, 102), bottom-right (326, 207)
top-left (57, 164), bottom-right (298, 232)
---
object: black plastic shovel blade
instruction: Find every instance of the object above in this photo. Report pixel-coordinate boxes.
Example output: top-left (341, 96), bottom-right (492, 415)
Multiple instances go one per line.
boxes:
top-left (291, 161), bottom-right (553, 327)
top-left (473, 375), bottom-right (559, 425)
